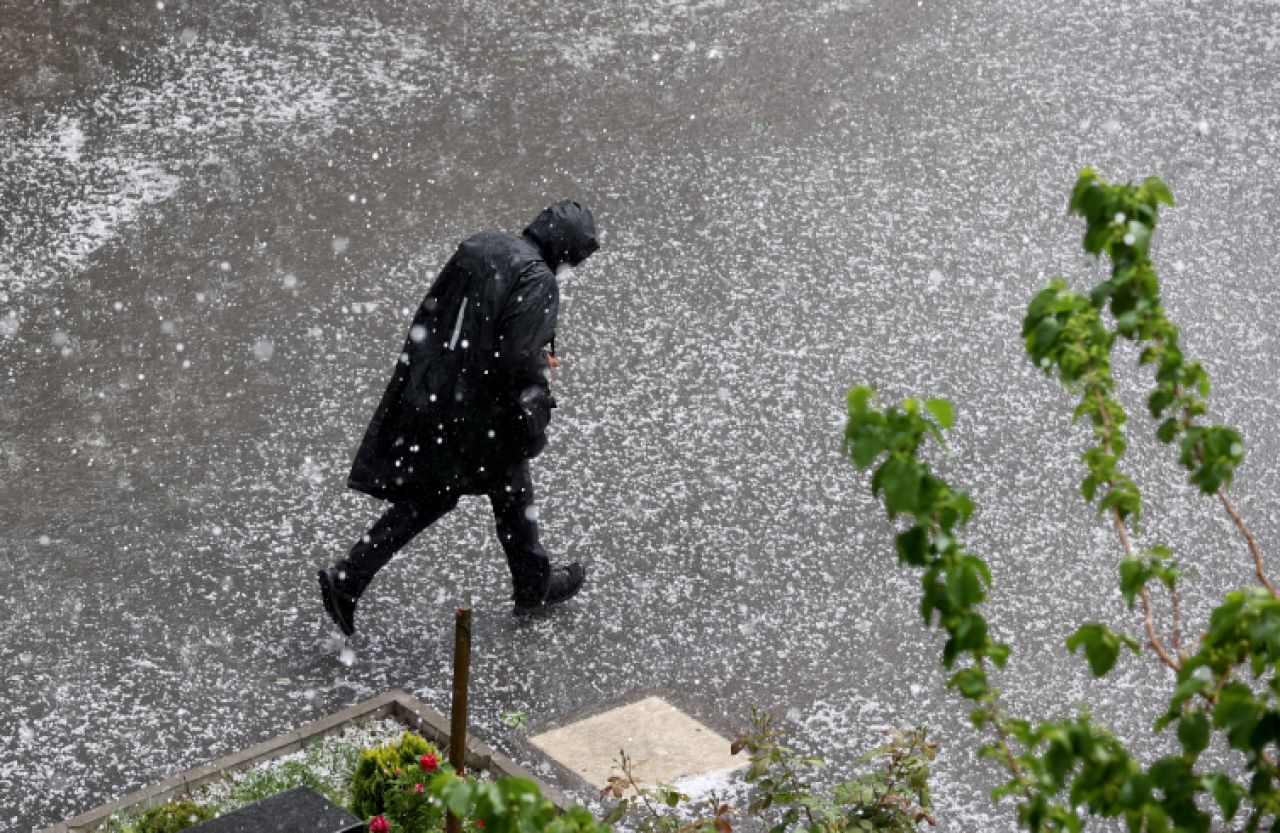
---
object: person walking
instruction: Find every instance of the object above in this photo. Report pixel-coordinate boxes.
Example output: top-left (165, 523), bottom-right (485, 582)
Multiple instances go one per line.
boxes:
top-left (318, 200), bottom-right (599, 636)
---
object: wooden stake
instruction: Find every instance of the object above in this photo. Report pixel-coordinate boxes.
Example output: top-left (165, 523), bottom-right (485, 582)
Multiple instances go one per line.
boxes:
top-left (447, 605), bottom-right (473, 833)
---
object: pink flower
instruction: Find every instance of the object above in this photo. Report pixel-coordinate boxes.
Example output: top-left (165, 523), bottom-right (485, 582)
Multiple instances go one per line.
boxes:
top-left (415, 783), bottom-right (425, 794)
top-left (419, 753), bottom-right (439, 772)
top-left (369, 816), bottom-right (390, 833)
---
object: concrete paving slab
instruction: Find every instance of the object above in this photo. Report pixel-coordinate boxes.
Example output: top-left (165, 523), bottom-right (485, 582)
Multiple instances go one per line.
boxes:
top-left (530, 697), bottom-right (744, 790)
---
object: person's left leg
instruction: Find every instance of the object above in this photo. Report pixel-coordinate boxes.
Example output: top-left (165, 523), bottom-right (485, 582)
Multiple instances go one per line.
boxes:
top-left (319, 486), bottom-right (459, 635)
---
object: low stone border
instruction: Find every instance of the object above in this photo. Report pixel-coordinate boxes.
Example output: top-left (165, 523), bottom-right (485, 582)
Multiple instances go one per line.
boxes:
top-left (41, 690), bottom-right (571, 832)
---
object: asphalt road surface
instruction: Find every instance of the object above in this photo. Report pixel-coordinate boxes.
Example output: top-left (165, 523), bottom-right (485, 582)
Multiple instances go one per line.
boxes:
top-left (3, 1), bottom-right (1279, 830)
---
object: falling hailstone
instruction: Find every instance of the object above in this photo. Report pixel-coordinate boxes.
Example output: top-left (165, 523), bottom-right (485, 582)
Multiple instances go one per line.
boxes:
top-left (282, 273), bottom-right (298, 289)
top-left (179, 28), bottom-right (198, 46)
top-left (332, 237), bottom-right (350, 255)
top-left (338, 646), bottom-right (356, 667)
top-left (252, 337), bottom-right (275, 361)
top-left (0, 311), bottom-right (17, 339)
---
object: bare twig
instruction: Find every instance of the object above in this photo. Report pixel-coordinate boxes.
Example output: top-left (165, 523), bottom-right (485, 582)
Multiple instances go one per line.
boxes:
top-left (1136, 573), bottom-right (1181, 671)
top-left (1171, 589), bottom-right (1185, 660)
top-left (1217, 489), bottom-right (1276, 598)
top-left (1173, 388), bottom-right (1274, 596)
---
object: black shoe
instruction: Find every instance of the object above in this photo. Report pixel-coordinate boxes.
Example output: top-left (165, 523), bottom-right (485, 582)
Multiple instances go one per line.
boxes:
top-left (318, 567), bottom-right (358, 636)
top-left (513, 562), bottom-right (586, 616)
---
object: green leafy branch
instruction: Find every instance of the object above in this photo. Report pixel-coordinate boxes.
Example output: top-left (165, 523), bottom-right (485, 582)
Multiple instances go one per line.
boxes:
top-left (843, 386), bottom-right (1024, 789)
top-left (842, 170), bottom-right (1280, 830)
top-left (1068, 168), bottom-right (1266, 596)
top-left (1023, 275), bottom-right (1181, 669)
top-left (1019, 171), bottom-right (1280, 829)
top-left (843, 384), bottom-right (1255, 831)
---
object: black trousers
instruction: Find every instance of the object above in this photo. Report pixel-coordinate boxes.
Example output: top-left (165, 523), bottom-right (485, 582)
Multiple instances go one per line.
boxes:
top-left (337, 461), bottom-right (551, 606)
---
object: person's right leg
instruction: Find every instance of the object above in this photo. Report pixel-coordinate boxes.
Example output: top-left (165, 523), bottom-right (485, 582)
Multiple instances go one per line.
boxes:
top-left (319, 488), bottom-right (459, 635)
top-left (488, 461), bottom-right (584, 614)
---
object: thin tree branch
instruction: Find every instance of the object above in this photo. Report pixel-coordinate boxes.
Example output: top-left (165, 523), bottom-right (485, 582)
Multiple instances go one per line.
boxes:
top-left (1217, 489), bottom-right (1276, 598)
top-left (977, 657), bottom-right (1026, 785)
top-left (1173, 385), bottom-right (1274, 596)
top-left (1171, 588), bottom-right (1185, 661)
top-left (1092, 386), bottom-right (1181, 671)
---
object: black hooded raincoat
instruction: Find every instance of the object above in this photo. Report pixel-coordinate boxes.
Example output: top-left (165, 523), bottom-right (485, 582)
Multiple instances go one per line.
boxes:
top-left (347, 202), bottom-right (598, 502)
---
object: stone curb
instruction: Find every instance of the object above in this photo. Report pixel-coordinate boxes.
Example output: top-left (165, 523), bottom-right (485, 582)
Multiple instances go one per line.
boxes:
top-left (41, 690), bottom-right (571, 832)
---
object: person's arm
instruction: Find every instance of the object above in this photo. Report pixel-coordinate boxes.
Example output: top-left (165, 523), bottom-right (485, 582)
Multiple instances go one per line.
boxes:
top-left (496, 264), bottom-right (559, 438)
top-left (496, 263), bottom-right (559, 388)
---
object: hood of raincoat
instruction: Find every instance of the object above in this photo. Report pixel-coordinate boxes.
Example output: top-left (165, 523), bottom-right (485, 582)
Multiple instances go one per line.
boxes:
top-left (521, 200), bottom-right (599, 270)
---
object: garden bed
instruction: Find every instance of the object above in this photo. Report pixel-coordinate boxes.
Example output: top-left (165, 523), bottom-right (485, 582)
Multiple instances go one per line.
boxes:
top-left (40, 689), bottom-right (570, 833)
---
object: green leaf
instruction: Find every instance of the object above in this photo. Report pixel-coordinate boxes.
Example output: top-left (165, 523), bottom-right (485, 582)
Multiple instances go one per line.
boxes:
top-left (1119, 557), bottom-right (1152, 610)
top-left (1066, 623), bottom-right (1127, 677)
top-left (1148, 387), bottom-right (1175, 419)
top-left (440, 778), bottom-right (473, 817)
top-left (949, 667), bottom-right (988, 699)
top-left (946, 562), bottom-right (985, 610)
top-left (953, 613), bottom-right (989, 653)
top-left (988, 642), bottom-right (1012, 668)
top-left (1177, 712), bottom-right (1210, 756)
top-left (1202, 772), bottom-right (1241, 821)
top-left (1213, 683), bottom-right (1261, 750)
top-left (880, 456), bottom-right (922, 516)
top-left (847, 385), bottom-right (874, 417)
top-left (1144, 176), bottom-right (1175, 206)
top-left (896, 526), bottom-right (931, 567)
top-left (925, 398), bottom-right (955, 429)
top-left (1123, 221), bottom-right (1152, 258)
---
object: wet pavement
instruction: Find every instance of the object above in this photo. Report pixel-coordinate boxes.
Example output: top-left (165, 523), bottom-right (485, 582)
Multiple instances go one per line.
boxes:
top-left (3, 0), bottom-right (1280, 830)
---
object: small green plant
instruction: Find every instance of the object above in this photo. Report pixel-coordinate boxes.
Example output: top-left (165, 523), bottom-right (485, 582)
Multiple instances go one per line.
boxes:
top-left (736, 710), bottom-right (936, 833)
top-left (600, 712), bottom-right (935, 833)
top-left (351, 731), bottom-right (441, 819)
top-left (223, 758), bottom-right (335, 807)
top-left (600, 749), bottom-right (733, 833)
top-left (501, 711), bottom-right (530, 731)
top-left (135, 799), bottom-right (215, 833)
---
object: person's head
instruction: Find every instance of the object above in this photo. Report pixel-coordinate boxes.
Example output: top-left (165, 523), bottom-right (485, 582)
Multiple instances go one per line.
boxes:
top-left (522, 200), bottom-right (599, 271)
